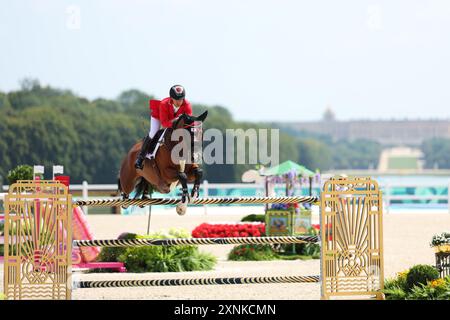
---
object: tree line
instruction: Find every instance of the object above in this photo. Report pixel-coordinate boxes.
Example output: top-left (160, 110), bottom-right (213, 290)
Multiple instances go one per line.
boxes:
top-left (0, 79), bottom-right (448, 184)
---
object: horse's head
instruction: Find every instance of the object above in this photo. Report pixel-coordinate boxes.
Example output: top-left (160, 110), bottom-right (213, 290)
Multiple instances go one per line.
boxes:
top-left (168, 111), bottom-right (208, 165)
top-left (172, 111), bottom-right (208, 130)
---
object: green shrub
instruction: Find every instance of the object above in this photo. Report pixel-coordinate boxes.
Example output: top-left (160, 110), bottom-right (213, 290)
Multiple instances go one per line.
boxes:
top-left (7, 240), bottom-right (35, 256)
top-left (120, 244), bottom-right (215, 273)
top-left (275, 243), bottom-right (320, 258)
top-left (97, 232), bottom-right (138, 262)
top-left (383, 272), bottom-right (409, 300)
top-left (0, 293), bottom-right (6, 300)
top-left (9, 221), bottom-right (33, 235)
top-left (6, 165), bottom-right (41, 184)
top-left (383, 267), bottom-right (450, 300)
top-left (407, 279), bottom-right (450, 300)
top-left (240, 214), bottom-right (265, 223)
top-left (228, 244), bottom-right (277, 261)
top-left (388, 270), bottom-right (408, 291)
top-left (383, 284), bottom-right (408, 300)
top-left (296, 243), bottom-right (320, 258)
top-left (227, 240), bottom-right (321, 262)
top-left (405, 265), bottom-right (439, 292)
top-left (0, 244), bottom-right (3, 256)
top-left (117, 229), bottom-right (216, 273)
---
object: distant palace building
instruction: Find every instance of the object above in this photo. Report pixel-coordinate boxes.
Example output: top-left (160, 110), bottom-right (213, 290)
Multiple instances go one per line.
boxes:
top-left (282, 108), bottom-right (450, 146)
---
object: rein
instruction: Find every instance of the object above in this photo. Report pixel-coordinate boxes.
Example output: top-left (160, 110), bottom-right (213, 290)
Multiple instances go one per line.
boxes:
top-left (173, 115), bottom-right (202, 130)
top-left (164, 118), bottom-right (202, 163)
top-left (182, 122), bottom-right (202, 129)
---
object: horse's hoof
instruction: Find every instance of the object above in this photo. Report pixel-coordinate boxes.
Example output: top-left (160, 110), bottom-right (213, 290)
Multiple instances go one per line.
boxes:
top-left (176, 203), bottom-right (187, 215)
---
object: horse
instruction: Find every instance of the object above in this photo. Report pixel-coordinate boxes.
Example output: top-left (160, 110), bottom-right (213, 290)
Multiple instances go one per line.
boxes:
top-left (118, 111), bottom-right (208, 215)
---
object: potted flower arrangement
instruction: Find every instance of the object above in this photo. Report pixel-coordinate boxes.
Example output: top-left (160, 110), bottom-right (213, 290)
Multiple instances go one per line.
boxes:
top-left (430, 232), bottom-right (450, 253)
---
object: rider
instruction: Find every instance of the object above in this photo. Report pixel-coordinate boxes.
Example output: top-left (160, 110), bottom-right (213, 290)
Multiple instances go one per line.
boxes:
top-left (134, 84), bottom-right (193, 170)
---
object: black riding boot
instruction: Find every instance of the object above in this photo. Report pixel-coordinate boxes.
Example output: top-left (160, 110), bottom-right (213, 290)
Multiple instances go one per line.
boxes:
top-left (135, 135), bottom-right (152, 170)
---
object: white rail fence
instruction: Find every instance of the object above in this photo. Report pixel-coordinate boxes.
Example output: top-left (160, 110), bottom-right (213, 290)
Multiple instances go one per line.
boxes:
top-left (381, 182), bottom-right (450, 213)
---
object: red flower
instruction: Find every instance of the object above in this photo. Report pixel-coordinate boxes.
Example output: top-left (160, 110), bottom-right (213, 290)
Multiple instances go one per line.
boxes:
top-left (191, 223), bottom-right (266, 238)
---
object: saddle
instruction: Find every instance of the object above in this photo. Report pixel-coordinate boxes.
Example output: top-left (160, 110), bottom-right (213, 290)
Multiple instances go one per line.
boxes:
top-left (145, 128), bottom-right (167, 160)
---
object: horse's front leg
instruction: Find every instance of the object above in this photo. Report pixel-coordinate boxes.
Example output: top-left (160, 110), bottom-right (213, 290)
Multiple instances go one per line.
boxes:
top-left (121, 192), bottom-right (130, 209)
top-left (178, 175), bottom-right (188, 203)
top-left (190, 167), bottom-right (203, 199)
top-left (175, 160), bottom-right (190, 215)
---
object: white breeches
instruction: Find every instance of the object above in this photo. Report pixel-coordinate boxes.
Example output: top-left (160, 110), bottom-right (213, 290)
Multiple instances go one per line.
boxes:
top-left (149, 117), bottom-right (160, 139)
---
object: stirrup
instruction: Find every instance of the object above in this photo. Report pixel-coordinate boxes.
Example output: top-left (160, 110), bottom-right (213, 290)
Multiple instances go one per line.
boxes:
top-left (148, 148), bottom-right (157, 160)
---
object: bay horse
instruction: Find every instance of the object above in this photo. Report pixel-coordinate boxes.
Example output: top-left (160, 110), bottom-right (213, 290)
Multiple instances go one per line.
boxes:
top-left (118, 111), bottom-right (207, 215)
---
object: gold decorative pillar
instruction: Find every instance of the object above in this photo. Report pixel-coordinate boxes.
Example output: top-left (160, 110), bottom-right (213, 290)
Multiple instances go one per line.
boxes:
top-left (320, 177), bottom-right (384, 300)
top-left (4, 181), bottom-right (72, 300)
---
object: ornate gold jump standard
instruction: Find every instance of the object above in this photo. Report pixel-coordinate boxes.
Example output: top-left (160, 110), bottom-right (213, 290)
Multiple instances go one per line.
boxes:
top-left (320, 177), bottom-right (384, 300)
top-left (3, 181), bottom-right (73, 300)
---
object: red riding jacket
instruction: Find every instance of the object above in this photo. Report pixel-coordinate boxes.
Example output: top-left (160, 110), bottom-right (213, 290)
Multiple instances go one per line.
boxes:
top-left (149, 97), bottom-right (193, 128)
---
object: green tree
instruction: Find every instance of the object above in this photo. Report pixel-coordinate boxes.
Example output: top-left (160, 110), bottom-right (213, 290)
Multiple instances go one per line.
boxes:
top-left (0, 92), bottom-right (11, 110)
top-left (0, 80), bottom-right (389, 184)
top-left (297, 138), bottom-right (332, 170)
top-left (422, 138), bottom-right (450, 169)
top-left (117, 89), bottom-right (153, 117)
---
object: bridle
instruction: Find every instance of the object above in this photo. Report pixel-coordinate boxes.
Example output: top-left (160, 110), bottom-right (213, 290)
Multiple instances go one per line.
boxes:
top-left (165, 115), bottom-right (202, 148)
top-left (173, 114), bottom-right (203, 130)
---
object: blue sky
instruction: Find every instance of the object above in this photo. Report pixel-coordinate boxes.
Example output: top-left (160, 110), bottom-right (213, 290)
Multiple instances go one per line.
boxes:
top-left (1, 0), bottom-right (450, 121)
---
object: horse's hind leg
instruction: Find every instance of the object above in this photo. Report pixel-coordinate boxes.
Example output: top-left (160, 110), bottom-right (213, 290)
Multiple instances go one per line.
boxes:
top-left (134, 178), bottom-right (151, 207)
top-left (118, 175), bottom-right (136, 208)
top-left (119, 170), bottom-right (137, 198)
top-left (141, 180), bottom-right (151, 200)
top-left (118, 178), bottom-right (130, 201)
top-left (134, 178), bottom-right (144, 200)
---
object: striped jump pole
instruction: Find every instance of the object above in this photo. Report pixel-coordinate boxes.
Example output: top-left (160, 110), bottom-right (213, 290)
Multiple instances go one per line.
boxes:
top-left (73, 195), bottom-right (320, 207)
top-left (73, 235), bottom-right (319, 247)
top-left (75, 275), bottom-right (320, 289)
